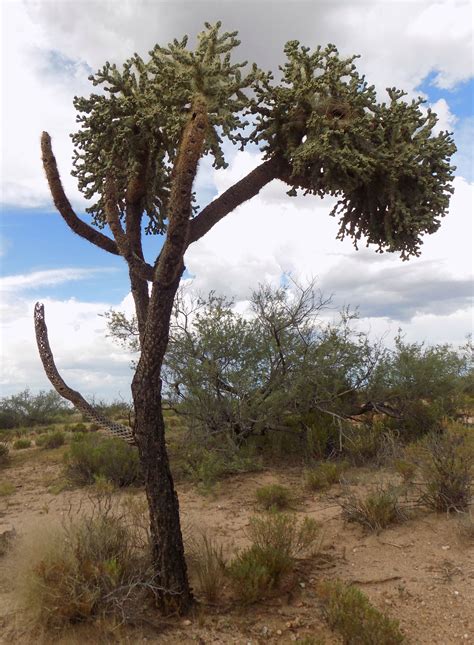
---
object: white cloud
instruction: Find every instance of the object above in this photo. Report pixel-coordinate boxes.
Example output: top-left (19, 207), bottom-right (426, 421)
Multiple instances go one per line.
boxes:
top-left (186, 154), bottom-right (473, 339)
top-left (0, 295), bottom-right (134, 400)
top-left (2, 0), bottom-right (472, 208)
top-left (0, 267), bottom-right (116, 292)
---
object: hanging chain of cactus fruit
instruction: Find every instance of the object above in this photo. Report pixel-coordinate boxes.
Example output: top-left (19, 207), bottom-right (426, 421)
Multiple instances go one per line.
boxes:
top-left (251, 41), bottom-right (456, 259)
top-left (71, 24), bottom-right (456, 258)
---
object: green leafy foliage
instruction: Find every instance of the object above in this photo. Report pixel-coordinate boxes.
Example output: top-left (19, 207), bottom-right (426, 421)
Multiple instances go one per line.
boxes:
top-left (318, 579), bottom-right (405, 644)
top-left (65, 434), bottom-right (142, 487)
top-left (0, 389), bottom-right (72, 429)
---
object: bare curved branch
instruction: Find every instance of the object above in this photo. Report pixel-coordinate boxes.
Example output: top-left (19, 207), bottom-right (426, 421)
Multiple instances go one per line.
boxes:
top-left (41, 132), bottom-right (120, 256)
top-left (187, 156), bottom-right (283, 245)
top-left (34, 302), bottom-right (135, 444)
top-left (104, 175), bottom-right (154, 282)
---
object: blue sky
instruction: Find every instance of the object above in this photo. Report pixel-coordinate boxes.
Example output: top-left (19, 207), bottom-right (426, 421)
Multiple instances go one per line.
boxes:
top-left (1, 0), bottom-right (472, 400)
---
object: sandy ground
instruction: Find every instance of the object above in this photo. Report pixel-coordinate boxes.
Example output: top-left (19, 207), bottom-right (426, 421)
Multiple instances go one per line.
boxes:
top-left (0, 447), bottom-right (473, 644)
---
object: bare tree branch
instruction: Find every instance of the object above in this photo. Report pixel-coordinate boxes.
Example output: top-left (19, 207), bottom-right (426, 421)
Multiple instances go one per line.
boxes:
top-left (34, 302), bottom-right (135, 444)
top-left (187, 156), bottom-right (283, 245)
top-left (41, 132), bottom-right (120, 256)
top-left (103, 175), bottom-right (154, 282)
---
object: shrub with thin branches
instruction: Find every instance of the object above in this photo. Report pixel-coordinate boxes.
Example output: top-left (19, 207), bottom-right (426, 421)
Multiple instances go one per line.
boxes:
top-left (318, 579), bottom-right (405, 644)
top-left (14, 492), bottom-right (155, 629)
top-left (418, 431), bottom-right (473, 512)
top-left (256, 484), bottom-right (294, 509)
top-left (228, 513), bottom-right (320, 603)
top-left (340, 485), bottom-right (408, 533)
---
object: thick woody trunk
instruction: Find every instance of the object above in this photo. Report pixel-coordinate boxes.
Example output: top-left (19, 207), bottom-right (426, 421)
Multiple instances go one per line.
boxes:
top-left (131, 271), bottom-right (193, 613)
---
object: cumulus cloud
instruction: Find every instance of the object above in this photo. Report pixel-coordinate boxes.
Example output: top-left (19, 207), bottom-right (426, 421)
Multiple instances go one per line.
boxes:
top-left (2, 0), bottom-right (472, 208)
top-left (0, 267), bottom-right (116, 292)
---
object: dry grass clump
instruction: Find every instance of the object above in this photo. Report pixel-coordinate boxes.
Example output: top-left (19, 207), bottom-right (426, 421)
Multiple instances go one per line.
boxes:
top-left (255, 483), bottom-right (294, 510)
top-left (318, 579), bottom-right (405, 644)
top-left (340, 485), bottom-right (408, 533)
top-left (0, 481), bottom-right (15, 497)
top-left (228, 513), bottom-right (321, 604)
top-left (36, 431), bottom-right (66, 449)
top-left (0, 442), bottom-right (10, 466)
top-left (13, 438), bottom-right (32, 450)
top-left (13, 491), bottom-right (156, 630)
top-left (304, 461), bottom-right (348, 491)
top-left (418, 431), bottom-right (473, 512)
top-left (186, 532), bottom-right (227, 603)
top-left (393, 459), bottom-right (417, 483)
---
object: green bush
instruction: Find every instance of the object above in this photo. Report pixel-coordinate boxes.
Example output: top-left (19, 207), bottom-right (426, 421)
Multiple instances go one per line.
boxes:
top-left (344, 423), bottom-right (385, 465)
top-left (418, 431), bottom-right (473, 512)
top-left (13, 438), bottom-right (32, 450)
top-left (37, 431), bottom-right (65, 449)
top-left (304, 461), bottom-right (347, 491)
top-left (65, 434), bottom-right (142, 487)
top-left (256, 484), bottom-right (294, 510)
top-left (393, 459), bottom-right (417, 483)
top-left (228, 513), bottom-right (320, 603)
top-left (15, 494), bottom-right (153, 628)
top-left (70, 422), bottom-right (88, 433)
top-left (0, 442), bottom-right (9, 466)
top-left (340, 485), bottom-right (407, 533)
top-left (318, 580), bottom-right (405, 644)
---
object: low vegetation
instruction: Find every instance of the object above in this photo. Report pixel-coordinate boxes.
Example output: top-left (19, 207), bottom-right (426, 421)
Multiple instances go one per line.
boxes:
top-left (304, 461), bottom-right (347, 491)
top-left (255, 483), bottom-right (294, 510)
top-left (65, 434), bottom-right (142, 487)
top-left (12, 439), bottom-right (32, 450)
top-left (36, 431), bottom-right (66, 450)
top-left (318, 579), bottom-right (405, 644)
top-left (340, 485), bottom-right (408, 533)
top-left (228, 513), bottom-right (320, 603)
top-left (420, 430), bottom-right (473, 512)
top-left (13, 493), bottom-right (154, 629)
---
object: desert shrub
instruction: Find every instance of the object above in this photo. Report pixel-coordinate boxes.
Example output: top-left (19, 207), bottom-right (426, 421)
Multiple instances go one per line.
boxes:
top-left (304, 461), bottom-right (347, 491)
top-left (13, 438), bottom-right (32, 450)
top-left (65, 434), bottom-right (142, 487)
top-left (39, 431), bottom-right (66, 450)
top-left (393, 458), bottom-right (417, 483)
top-left (418, 431), bottom-right (473, 512)
top-left (228, 513), bottom-right (320, 603)
top-left (0, 442), bottom-right (9, 466)
top-left (0, 389), bottom-right (72, 428)
top-left (343, 423), bottom-right (386, 465)
top-left (88, 422), bottom-right (99, 432)
top-left (186, 532), bottom-right (227, 603)
top-left (318, 579), bottom-right (405, 644)
top-left (70, 422), bottom-right (88, 433)
top-left (340, 485), bottom-right (407, 533)
top-left (14, 494), bottom-right (154, 628)
top-left (0, 481), bottom-right (15, 496)
top-left (256, 484), bottom-right (294, 510)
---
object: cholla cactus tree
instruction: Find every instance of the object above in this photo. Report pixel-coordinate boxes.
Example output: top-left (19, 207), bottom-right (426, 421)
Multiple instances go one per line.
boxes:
top-left (37, 23), bottom-right (455, 612)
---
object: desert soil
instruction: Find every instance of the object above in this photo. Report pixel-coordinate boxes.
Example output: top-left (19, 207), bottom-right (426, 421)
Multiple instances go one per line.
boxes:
top-left (0, 447), bottom-right (473, 644)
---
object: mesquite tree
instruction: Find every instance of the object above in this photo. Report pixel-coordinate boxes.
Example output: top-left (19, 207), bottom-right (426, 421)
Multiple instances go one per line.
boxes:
top-left (36, 23), bottom-right (455, 612)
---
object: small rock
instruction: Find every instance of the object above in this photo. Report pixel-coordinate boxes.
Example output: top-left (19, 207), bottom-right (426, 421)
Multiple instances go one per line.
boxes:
top-left (182, 619), bottom-right (192, 626)
top-left (276, 630), bottom-right (282, 636)
top-left (261, 626), bottom-right (269, 636)
top-left (299, 582), bottom-right (306, 589)
top-left (441, 545), bottom-right (451, 550)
